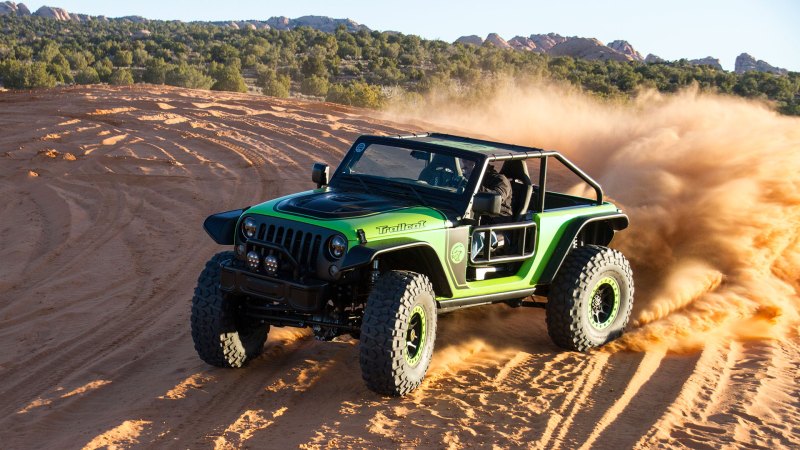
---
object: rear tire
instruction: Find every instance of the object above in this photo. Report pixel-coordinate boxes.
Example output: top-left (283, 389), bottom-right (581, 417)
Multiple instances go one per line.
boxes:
top-left (191, 251), bottom-right (269, 368)
top-left (359, 270), bottom-right (437, 396)
top-left (546, 245), bottom-right (634, 352)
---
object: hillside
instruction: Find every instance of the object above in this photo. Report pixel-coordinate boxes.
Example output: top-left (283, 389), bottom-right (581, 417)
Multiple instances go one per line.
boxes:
top-left (0, 3), bottom-right (799, 115)
top-left (0, 85), bottom-right (799, 448)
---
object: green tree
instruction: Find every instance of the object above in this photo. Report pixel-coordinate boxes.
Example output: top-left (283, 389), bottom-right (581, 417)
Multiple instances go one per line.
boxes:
top-left (210, 62), bottom-right (247, 92)
top-left (113, 50), bottom-right (133, 67)
top-left (93, 57), bottom-right (114, 82)
top-left (143, 58), bottom-right (170, 84)
top-left (301, 48), bottom-right (329, 78)
top-left (75, 67), bottom-right (100, 84)
top-left (300, 75), bottom-right (329, 96)
top-left (165, 63), bottom-right (214, 89)
top-left (257, 66), bottom-right (290, 97)
top-left (109, 68), bottom-right (134, 85)
top-left (0, 60), bottom-right (56, 89)
top-left (132, 48), bottom-right (149, 66)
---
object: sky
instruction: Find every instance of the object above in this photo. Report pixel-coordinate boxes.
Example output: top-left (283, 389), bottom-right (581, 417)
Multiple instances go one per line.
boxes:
top-left (21, 0), bottom-right (800, 71)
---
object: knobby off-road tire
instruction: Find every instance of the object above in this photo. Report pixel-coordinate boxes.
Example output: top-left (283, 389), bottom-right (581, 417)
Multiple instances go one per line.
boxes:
top-left (191, 251), bottom-right (269, 368)
top-left (546, 245), bottom-right (634, 352)
top-left (360, 270), bottom-right (437, 396)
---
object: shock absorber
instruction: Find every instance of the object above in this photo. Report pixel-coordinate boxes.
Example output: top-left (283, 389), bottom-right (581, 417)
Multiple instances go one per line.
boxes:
top-left (369, 259), bottom-right (380, 286)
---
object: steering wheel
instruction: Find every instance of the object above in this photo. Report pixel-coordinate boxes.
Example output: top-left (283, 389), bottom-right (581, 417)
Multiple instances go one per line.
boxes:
top-left (427, 167), bottom-right (467, 189)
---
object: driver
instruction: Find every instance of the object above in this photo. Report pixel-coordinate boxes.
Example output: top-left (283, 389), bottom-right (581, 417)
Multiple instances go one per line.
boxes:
top-left (418, 154), bottom-right (463, 189)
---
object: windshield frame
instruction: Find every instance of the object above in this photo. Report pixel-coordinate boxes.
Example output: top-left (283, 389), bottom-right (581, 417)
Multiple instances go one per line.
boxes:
top-left (329, 136), bottom-right (487, 216)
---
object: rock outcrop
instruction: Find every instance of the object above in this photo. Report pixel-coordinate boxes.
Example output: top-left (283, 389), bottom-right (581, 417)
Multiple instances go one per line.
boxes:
top-left (266, 16), bottom-right (291, 30)
top-left (734, 53), bottom-right (788, 75)
top-left (34, 6), bottom-right (71, 21)
top-left (483, 33), bottom-right (512, 49)
top-left (508, 36), bottom-right (540, 52)
top-left (548, 37), bottom-right (630, 62)
top-left (645, 53), bottom-right (665, 63)
top-left (119, 15), bottom-right (148, 24)
top-left (132, 29), bottom-right (151, 39)
top-left (529, 33), bottom-right (567, 52)
top-left (265, 15), bottom-right (368, 33)
top-left (455, 35), bottom-right (483, 46)
top-left (688, 57), bottom-right (723, 70)
top-left (0, 1), bottom-right (30, 15)
top-left (608, 40), bottom-right (643, 62)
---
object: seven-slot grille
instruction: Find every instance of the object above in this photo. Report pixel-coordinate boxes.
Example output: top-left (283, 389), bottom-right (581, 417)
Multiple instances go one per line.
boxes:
top-left (248, 221), bottom-right (324, 276)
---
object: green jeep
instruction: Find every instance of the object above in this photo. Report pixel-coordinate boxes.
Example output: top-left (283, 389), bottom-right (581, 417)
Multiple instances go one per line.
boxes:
top-left (192, 133), bottom-right (633, 396)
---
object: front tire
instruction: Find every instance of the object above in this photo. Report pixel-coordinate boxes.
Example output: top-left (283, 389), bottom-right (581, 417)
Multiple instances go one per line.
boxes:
top-left (359, 270), bottom-right (437, 396)
top-left (191, 251), bottom-right (269, 368)
top-left (546, 245), bottom-right (634, 351)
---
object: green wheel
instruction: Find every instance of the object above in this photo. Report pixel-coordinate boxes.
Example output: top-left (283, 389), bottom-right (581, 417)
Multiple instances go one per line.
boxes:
top-left (359, 270), bottom-right (437, 396)
top-left (587, 277), bottom-right (621, 330)
top-left (546, 245), bottom-right (634, 351)
top-left (404, 304), bottom-right (428, 366)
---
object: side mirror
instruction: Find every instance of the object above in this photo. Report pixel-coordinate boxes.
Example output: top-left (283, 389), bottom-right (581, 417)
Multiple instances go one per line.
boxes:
top-left (472, 192), bottom-right (501, 216)
top-left (312, 162), bottom-right (330, 188)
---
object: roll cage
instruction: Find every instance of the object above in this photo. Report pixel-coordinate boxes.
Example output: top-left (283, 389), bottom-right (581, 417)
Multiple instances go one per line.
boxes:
top-left (330, 133), bottom-right (606, 220)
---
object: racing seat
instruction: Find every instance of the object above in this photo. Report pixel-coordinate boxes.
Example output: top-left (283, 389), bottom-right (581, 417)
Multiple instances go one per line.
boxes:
top-left (500, 160), bottom-right (533, 221)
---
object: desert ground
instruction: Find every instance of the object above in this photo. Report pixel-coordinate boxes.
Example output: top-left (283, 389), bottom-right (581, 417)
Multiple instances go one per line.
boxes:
top-left (0, 85), bottom-right (798, 449)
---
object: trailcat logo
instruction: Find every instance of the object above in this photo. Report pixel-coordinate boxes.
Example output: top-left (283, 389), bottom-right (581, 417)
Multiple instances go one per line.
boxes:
top-left (376, 220), bottom-right (427, 235)
top-left (450, 242), bottom-right (465, 264)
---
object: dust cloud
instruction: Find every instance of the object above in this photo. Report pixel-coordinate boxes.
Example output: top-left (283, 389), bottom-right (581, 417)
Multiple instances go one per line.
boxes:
top-left (390, 82), bottom-right (800, 352)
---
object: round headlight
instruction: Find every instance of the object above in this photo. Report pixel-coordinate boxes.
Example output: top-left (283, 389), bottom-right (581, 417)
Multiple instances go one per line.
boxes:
top-left (242, 217), bottom-right (257, 239)
top-left (328, 235), bottom-right (347, 259)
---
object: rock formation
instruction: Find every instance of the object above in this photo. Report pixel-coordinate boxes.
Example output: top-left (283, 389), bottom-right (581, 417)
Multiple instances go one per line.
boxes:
top-left (483, 33), bottom-right (512, 49)
top-left (548, 37), bottom-right (630, 62)
top-left (266, 16), bottom-right (291, 30)
top-left (645, 53), bottom-right (665, 63)
top-left (132, 29), bottom-right (151, 39)
top-left (0, 1), bottom-right (30, 15)
top-left (688, 57), bottom-right (723, 70)
top-left (508, 36), bottom-right (540, 52)
top-left (262, 15), bottom-right (367, 33)
top-left (119, 15), bottom-right (148, 23)
top-left (529, 33), bottom-right (567, 52)
top-left (455, 35), bottom-right (484, 46)
top-left (34, 6), bottom-right (71, 21)
top-left (608, 40), bottom-right (643, 61)
top-left (734, 53), bottom-right (788, 75)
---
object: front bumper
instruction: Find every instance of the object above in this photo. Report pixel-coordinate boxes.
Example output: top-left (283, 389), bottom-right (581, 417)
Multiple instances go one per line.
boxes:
top-left (219, 260), bottom-right (328, 312)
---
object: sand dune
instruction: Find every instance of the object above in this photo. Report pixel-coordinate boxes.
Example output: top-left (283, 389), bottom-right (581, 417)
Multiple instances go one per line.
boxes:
top-left (0, 85), bottom-right (798, 449)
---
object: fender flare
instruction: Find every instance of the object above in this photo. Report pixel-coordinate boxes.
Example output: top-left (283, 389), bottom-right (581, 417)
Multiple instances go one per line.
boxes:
top-left (538, 212), bottom-right (629, 285)
top-left (341, 238), bottom-right (453, 297)
top-left (203, 208), bottom-right (248, 245)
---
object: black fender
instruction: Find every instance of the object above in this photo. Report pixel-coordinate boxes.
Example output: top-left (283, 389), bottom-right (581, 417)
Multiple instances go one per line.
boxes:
top-left (538, 212), bottom-right (629, 285)
top-left (203, 208), bottom-right (248, 245)
top-left (341, 237), bottom-right (453, 297)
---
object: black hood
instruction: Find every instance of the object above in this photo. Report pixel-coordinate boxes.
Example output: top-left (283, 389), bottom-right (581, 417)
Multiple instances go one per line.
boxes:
top-left (276, 191), bottom-right (415, 219)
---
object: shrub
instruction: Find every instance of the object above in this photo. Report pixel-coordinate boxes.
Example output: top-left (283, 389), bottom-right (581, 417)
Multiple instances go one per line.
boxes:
top-left (210, 63), bottom-right (247, 92)
top-left (300, 75), bottom-right (329, 96)
top-left (75, 67), bottom-right (100, 84)
top-left (109, 68), bottom-right (134, 85)
top-left (326, 81), bottom-right (385, 108)
top-left (166, 64), bottom-right (214, 89)
top-left (257, 66), bottom-right (291, 98)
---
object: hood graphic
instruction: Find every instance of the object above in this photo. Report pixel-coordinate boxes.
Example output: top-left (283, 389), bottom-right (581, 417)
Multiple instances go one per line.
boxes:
top-left (276, 191), bottom-right (414, 219)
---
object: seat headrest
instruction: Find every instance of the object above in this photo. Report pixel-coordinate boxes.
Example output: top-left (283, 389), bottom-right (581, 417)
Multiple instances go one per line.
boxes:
top-left (500, 160), bottom-right (530, 182)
